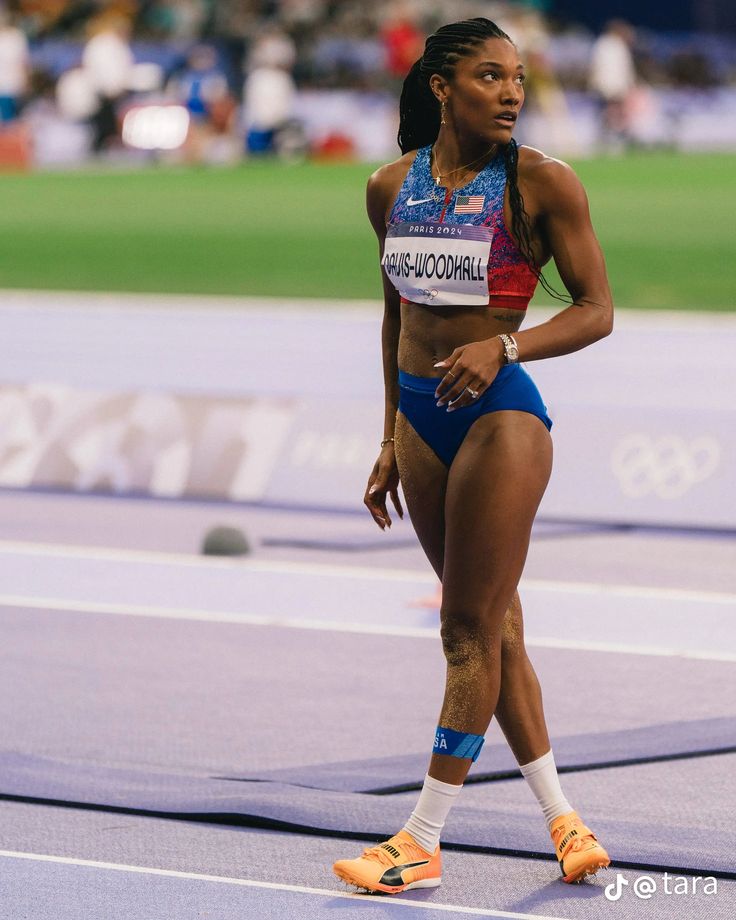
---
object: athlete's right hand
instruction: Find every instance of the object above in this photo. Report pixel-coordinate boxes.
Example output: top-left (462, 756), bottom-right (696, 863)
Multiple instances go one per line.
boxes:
top-left (364, 445), bottom-right (404, 530)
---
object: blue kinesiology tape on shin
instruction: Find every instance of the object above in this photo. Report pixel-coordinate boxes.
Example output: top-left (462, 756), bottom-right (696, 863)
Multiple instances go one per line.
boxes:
top-left (434, 726), bottom-right (485, 762)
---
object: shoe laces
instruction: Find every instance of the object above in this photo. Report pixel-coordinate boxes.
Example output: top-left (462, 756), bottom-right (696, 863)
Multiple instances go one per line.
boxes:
top-left (553, 816), bottom-right (592, 842)
top-left (554, 819), bottom-right (598, 851)
top-left (360, 844), bottom-right (398, 867)
top-left (360, 837), bottom-right (423, 866)
top-left (568, 834), bottom-right (597, 853)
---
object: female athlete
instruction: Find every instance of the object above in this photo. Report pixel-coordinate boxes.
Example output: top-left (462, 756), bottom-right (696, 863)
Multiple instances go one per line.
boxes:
top-left (333, 17), bottom-right (613, 893)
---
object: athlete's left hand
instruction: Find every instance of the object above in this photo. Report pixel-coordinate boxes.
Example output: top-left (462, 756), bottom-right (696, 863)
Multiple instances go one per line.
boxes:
top-left (434, 338), bottom-right (505, 410)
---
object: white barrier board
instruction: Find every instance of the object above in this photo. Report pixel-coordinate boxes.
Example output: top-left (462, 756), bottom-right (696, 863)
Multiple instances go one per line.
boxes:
top-left (0, 292), bottom-right (733, 528)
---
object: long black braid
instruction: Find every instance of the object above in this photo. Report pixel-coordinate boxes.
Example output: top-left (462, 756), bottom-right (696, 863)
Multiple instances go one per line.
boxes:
top-left (398, 17), bottom-right (567, 303)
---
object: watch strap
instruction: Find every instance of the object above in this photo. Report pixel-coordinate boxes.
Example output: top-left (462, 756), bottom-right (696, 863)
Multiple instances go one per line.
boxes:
top-left (498, 333), bottom-right (519, 364)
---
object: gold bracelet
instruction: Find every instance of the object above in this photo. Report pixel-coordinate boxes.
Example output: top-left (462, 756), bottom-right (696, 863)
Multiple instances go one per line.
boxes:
top-left (380, 437), bottom-right (395, 448)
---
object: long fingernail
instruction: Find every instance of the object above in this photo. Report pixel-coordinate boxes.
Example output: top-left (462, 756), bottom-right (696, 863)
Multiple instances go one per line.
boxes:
top-left (433, 362), bottom-right (445, 368)
top-left (368, 485), bottom-right (377, 494)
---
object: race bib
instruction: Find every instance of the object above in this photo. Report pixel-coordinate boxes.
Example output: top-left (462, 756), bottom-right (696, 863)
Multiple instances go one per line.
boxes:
top-left (382, 222), bottom-right (493, 306)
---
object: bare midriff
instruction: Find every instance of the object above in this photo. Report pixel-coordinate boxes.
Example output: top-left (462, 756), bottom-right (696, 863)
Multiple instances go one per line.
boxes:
top-left (398, 300), bottom-right (525, 377)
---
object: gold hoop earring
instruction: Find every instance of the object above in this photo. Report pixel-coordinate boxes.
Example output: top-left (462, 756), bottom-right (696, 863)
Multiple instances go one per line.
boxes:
top-left (440, 101), bottom-right (447, 125)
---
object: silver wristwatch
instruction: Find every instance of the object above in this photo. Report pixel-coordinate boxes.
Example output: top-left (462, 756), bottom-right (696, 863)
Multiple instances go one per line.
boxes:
top-left (498, 333), bottom-right (519, 364)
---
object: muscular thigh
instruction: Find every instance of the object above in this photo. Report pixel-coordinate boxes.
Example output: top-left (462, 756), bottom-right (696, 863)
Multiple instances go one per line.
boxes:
top-left (394, 410), bottom-right (448, 578)
top-left (442, 410), bottom-right (553, 618)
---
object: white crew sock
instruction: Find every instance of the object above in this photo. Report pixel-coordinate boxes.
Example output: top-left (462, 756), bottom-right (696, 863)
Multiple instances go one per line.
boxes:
top-left (402, 773), bottom-right (463, 853)
top-left (519, 749), bottom-right (573, 830)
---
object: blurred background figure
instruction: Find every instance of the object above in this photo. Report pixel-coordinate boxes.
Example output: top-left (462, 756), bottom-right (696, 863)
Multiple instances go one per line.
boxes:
top-left (243, 26), bottom-right (298, 157)
top-left (380, 0), bottom-right (423, 82)
top-left (82, 14), bottom-right (135, 153)
top-left (23, 68), bottom-right (91, 167)
top-left (167, 44), bottom-right (239, 164)
top-left (589, 19), bottom-right (637, 152)
top-left (173, 44), bottom-right (228, 121)
top-left (0, 7), bottom-right (30, 123)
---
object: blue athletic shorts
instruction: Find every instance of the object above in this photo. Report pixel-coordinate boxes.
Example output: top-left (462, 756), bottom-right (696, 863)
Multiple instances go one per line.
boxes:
top-left (398, 364), bottom-right (552, 468)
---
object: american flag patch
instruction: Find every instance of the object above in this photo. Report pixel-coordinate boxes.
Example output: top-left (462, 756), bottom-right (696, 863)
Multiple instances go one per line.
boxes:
top-left (454, 195), bottom-right (485, 214)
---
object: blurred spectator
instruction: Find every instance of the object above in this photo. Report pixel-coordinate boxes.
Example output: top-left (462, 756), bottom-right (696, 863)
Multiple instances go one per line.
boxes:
top-left (589, 19), bottom-right (637, 150)
top-left (56, 66), bottom-right (98, 123)
top-left (0, 9), bottom-right (30, 121)
top-left (25, 68), bottom-right (93, 166)
top-left (82, 14), bottom-right (135, 152)
top-left (380, 1), bottom-right (423, 79)
top-left (249, 25), bottom-right (297, 70)
top-left (168, 44), bottom-right (239, 164)
top-left (170, 44), bottom-right (229, 120)
top-left (83, 15), bottom-right (135, 99)
top-left (243, 27), bottom-right (297, 154)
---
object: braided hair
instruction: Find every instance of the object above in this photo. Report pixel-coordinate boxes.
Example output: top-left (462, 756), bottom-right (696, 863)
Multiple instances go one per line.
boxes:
top-left (398, 17), bottom-right (565, 301)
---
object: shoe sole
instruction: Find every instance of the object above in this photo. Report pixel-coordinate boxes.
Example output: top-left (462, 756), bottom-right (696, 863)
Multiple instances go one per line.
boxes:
top-left (333, 866), bottom-right (441, 894)
top-left (562, 858), bottom-right (611, 884)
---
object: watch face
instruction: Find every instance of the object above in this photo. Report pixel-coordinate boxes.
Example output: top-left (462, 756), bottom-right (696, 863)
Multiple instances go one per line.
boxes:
top-left (509, 346), bottom-right (519, 360)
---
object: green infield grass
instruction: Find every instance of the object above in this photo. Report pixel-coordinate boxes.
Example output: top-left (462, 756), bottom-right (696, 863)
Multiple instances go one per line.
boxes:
top-left (0, 150), bottom-right (733, 310)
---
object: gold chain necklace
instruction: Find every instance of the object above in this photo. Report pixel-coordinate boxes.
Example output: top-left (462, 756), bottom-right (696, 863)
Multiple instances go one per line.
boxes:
top-left (432, 145), bottom-right (497, 188)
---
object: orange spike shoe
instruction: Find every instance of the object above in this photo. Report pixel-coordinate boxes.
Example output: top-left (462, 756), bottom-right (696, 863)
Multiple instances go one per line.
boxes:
top-left (550, 810), bottom-right (611, 883)
top-left (333, 830), bottom-right (441, 894)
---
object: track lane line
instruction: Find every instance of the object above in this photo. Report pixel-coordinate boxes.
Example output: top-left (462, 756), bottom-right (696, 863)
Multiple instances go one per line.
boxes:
top-left (0, 538), bottom-right (734, 606)
top-left (0, 849), bottom-right (572, 920)
top-left (0, 594), bottom-right (734, 661)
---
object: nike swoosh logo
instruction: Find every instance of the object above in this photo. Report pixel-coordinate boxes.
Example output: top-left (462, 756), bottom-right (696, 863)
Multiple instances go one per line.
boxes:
top-left (406, 196), bottom-right (435, 206)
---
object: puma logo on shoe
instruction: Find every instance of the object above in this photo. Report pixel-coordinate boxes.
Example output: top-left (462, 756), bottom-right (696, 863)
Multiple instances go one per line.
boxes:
top-left (380, 843), bottom-right (402, 859)
top-left (379, 860), bottom-right (431, 886)
top-left (557, 829), bottom-right (578, 853)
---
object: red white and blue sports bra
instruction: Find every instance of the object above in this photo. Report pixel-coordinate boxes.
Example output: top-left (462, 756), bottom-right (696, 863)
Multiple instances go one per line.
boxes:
top-left (383, 144), bottom-right (538, 311)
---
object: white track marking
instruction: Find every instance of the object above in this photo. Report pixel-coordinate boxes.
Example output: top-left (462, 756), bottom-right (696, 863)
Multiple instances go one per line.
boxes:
top-left (0, 594), bottom-right (438, 637)
top-left (0, 594), bottom-right (734, 662)
top-left (0, 850), bottom-right (572, 920)
top-left (0, 538), bottom-right (734, 606)
top-left (0, 289), bottom-right (385, 319)
top-left (522, 578), bottom-right (736, 607)
top-left (4, 290), bottom-right (736, 326)
top-left (522, 636), bottom-right (736, 663)
top-left (0, 538), bottom-right (435, 583)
